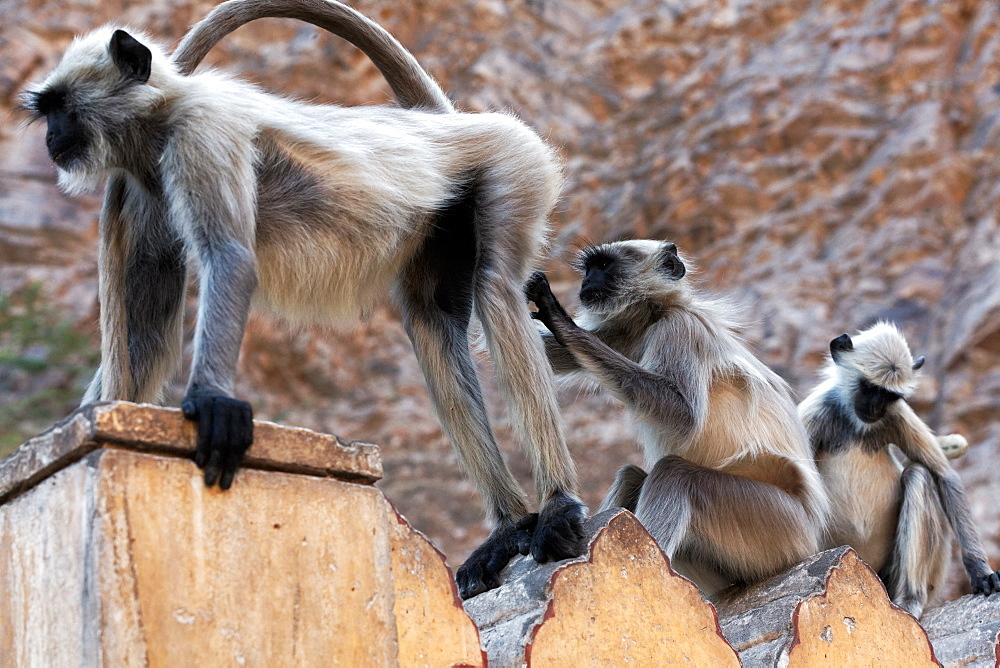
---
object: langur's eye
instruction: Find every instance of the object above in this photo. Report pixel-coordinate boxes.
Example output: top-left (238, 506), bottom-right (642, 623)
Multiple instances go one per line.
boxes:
top-left (34, 89), bottom-right (67, 115)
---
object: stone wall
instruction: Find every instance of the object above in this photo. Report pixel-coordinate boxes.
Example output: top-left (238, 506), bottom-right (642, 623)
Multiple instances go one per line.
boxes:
top-left (5, 407), bottom-right (996, 666)
top-left (2, 0), bottom-right (999, 600)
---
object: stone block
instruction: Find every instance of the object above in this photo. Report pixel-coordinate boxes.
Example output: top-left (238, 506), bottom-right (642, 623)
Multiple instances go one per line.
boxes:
top-left (0, 402), bottom-right (482, 667)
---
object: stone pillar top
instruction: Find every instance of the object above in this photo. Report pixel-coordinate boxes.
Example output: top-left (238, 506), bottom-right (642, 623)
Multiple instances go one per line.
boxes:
top-left (0, 401), bottom-right (382, 505)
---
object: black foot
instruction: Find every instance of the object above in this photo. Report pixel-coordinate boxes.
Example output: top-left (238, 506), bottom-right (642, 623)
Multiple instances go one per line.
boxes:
top-left (456, 514), bottom-right (538, 599)
top-left (972, 570), bottom-right (1000, 596)
top-left (530, 491), bottom-right (587, 563)
top-left (181, 391), bottom-right (254, 490)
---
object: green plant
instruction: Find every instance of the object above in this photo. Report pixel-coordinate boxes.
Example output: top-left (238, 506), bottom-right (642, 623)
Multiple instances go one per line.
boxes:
top-left (0, 284), bottom-right (99, 459)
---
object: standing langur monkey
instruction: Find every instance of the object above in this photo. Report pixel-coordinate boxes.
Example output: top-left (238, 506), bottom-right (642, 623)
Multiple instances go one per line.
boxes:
top-left (525, 240), bottom-right (830, 592)
top-left (19, 0), bottom-right (585, 597)
top-left (798, 323), bottom-right (1000, 616)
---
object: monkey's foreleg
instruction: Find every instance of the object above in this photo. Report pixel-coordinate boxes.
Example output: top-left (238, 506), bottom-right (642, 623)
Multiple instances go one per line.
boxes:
top-left (635, 456), bottom-right (820, 587)
top-left (527, 272), bottom-right (700, 441)
top-left (524, 273), bottom-right (583, 374)
top-left (88, 175), bottom-right (187, 405)
top-left (180, 242), bottom-right (258, 490)
top-left (598, 464), bottom-right (648, 513)
top-left (121, 231), bottom-right (187, 402)
top-left (933, 468), bottom-right (1000, 597)
top-left (879, 464), bottom-right (950, 618)
top-left (164, 132), bottom-right (260, 490)
top-left (900, 411), bottom-right (1000, 599)
top-left (524, 271), bottom-right (574, 346)
top-left (539, 331), bottom-right (583, 374)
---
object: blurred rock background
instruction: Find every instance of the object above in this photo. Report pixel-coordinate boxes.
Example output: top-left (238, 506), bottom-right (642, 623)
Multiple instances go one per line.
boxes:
top-left (1, 0), bottom-right (998, 600)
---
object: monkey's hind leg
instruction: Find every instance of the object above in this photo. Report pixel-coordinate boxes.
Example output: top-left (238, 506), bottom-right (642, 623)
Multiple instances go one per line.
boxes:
top-left (474, 248), bottom-right (586, 567)
top-left (396, 183), bottom-right (539, 599)
top-left (598, 464), bottom-right (648, 513)
top-left (634, 456), bottom-right (820, 591)
top-left (879, 464), bottom-right (950, 618)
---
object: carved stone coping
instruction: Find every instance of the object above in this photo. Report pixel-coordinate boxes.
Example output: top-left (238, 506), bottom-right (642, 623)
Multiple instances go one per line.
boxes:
top-left (716, 546), bottom-right (939, 667)
top-left (0, 401), bottom-right (382, 505)
top-left (464, 509), bottom-right (739, 667)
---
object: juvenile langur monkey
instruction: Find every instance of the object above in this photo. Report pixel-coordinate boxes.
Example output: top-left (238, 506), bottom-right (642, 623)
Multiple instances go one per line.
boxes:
top-left (798, 323), bottom-right (1000, 617)
top-left (20, 0), bottom-right (585, 597)
top-left (525, 240), bottom-right (830, 592)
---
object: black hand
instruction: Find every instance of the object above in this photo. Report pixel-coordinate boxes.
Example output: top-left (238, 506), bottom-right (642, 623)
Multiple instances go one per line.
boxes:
top-left (524, 271), bottom-right (575, 343)
top-left (524, 270), bottom-right (554, 307)
top-left (181, 390), bottom-right (254, 490)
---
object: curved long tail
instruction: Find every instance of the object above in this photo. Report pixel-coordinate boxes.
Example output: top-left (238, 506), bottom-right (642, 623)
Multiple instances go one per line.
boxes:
top-left (172, 0), bottom-right (453, 112)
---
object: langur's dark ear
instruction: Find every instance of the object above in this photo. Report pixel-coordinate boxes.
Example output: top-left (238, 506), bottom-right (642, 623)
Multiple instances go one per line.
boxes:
top-left (110, 30), bottom-right (152, 84)
top-left (912, 355), bottom-right (925, 371)
top-left (659, 243), bottom-right (686, 280)
top-left (830, 333), bottom-right (853, 363)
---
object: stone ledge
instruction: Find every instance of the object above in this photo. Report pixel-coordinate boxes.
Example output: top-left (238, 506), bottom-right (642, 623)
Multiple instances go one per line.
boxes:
top-left (921, 591), bottom-right (1000, 668)
top-left (0, 401), bottom-right (382, 505)
top-left (4, 407), bottom-right (998, 666)
top-left (0, 419), bottom-right (480, 666)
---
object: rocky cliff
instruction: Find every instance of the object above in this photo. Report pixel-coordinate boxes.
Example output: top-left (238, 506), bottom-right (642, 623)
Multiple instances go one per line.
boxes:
top-left (2, 0), bottom-right (998, 601)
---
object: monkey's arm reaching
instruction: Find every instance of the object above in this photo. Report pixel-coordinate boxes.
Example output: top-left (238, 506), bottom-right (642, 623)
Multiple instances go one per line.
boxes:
top-left (84, 173), bottom-right (188, 406)
top-left (163, 127), bottom-right (259, 490)
top-left (525, 272), bottom-right (703, 439)
top-left (538, 331), bottom-right (582, 374)
top-left (895, 403), bottom-right (1000, 596)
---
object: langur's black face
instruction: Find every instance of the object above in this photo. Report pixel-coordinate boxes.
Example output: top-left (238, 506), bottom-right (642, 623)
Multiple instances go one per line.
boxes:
top-left (575, 241), bottom-right (686, 308)
top-left (578, 249), bottom-right (619, 306)
top-left (853, 378), bottom-right (902, 423)
top-left (32, 87), bottom-right (90, 168)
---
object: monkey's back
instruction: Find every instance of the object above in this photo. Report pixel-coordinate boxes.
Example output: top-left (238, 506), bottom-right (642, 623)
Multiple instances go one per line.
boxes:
top-left (673, 305), bottom-right (812, 467)
top-left (167, 72), bottom-right (561, 327)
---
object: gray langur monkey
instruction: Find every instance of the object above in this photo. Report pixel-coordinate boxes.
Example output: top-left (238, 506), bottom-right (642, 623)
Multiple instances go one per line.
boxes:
top-left (19, 0), bottom-right (586, 598)
top-left (798, 323), bottom-right (1000, 617)
top-left (524, 240), bottom-right (831, 593)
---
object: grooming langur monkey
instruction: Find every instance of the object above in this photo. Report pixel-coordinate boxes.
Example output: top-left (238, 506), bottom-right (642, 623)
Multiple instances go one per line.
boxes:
top-left (799, 323), bottom-right (1000, 617)
top-left (20, 0), bottom-right (585, 597)
top-left (524, 240), bottom-right (830, 592)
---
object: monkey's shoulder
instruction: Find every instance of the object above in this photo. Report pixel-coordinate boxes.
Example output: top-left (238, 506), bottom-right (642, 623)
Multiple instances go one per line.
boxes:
top-left (806, 392), bottom-right (865, 454)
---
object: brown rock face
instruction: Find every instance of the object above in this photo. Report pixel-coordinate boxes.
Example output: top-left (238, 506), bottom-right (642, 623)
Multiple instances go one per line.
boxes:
top-left (2, 0), bottom-right (999, 601)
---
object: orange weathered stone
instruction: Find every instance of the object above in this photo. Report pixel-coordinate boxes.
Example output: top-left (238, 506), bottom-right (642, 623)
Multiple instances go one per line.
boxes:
top-left (787, 549), bottom-right (939, 667)
top-left (523, 512), bottom-right (739, 666)
top-left (0, 403), bottom-right (481, 666)
top-left (387, 505), bottom-right (486, 668)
